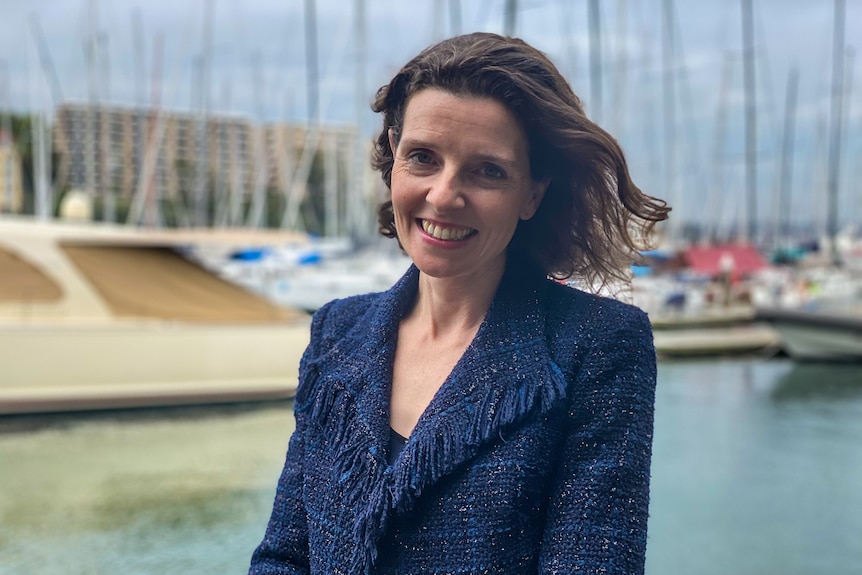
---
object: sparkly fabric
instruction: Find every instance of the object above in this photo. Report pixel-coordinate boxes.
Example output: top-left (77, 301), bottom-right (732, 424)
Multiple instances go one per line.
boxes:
top-left (387, 429), bottom-right (408, 466)
top-left (249, 261), bottom-right (657, 575)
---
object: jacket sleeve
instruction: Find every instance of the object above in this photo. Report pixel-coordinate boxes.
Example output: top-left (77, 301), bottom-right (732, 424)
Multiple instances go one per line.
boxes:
top-left (539, 307), bottom-right (657, 575)
top-left (248, 303), bottom-right (333, 575)
top-left (248, 427), bottom-right (310, 575)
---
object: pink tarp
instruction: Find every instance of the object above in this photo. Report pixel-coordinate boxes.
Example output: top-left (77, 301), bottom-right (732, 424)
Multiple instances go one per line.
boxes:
top-left (683, 244), bottom-right (767, 279)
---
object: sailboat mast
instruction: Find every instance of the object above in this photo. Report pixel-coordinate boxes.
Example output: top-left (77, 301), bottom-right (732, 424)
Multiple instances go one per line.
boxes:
top-left (86, 0), bottom-right (98, 214)
top-left (27, 30), bottom-right (48, 220)
top-left (433, 0), bottom-right (445, 39)
top-left (246, 53), bottom-right (267, 229)
top-left (588, 0), bottom-right (602, 126)
top-left (449, 0), bottom-right (462, 36)
top-left (741, 0), bottom-right (757, 244)
top-left (305, 0), bottom-right (319, 127)
top-left (324, 131), bottom-right (338, 237)
top-left (504, 0), bottom-right (517, 36)
top-left (777, 66), bottom-right (798, 247)
top-left (99, 33), bottom-right (115, 223)
top-left (192, 0), bottom-right (214, 228)
top-left (0, 62), bottom-right (11, 213)
top-left (299, 0), bottom-right (320, 233)
top-left (662, 0), bottom-right (678, 243)
top-left (349, 0), bottom-right (367, 238)
top-left (132, 10), bottom-right (148, 223)
top-left (611, 0), bottom-right (628, 137)
top-left (230, 86), bottom-right (245, 227)
top-left (281, 0), bottom-right (322, 231)
top-left (127, 33), bottom-right (164, 227)
top-left (29, 16), bottom-right (65, 107)
top-left (707, 53), bottom-right (733, 242)
top-left (826, 0), bottom-right (846, 265)
top-left (28, 14), bottom-right (58, 220)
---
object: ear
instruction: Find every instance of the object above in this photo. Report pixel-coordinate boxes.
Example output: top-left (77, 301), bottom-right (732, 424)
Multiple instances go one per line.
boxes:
top-left (387, 128), bottom-right (397, 156)
top-left (520, 177), bottom-right (550, 220)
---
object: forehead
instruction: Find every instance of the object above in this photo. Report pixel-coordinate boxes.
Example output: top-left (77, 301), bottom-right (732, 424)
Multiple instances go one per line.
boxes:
top-left (400, 89), bottom-right (528, 159)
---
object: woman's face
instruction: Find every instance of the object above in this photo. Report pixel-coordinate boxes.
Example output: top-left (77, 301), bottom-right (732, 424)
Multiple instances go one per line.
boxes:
top-left (388, 88), bottom-right (546, 285)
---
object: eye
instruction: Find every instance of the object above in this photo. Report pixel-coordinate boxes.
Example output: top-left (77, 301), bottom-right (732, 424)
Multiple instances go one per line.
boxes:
top-left (407, 150), bottom-right (433, 165)
top-left (480, 164), bottom-right (506, 179)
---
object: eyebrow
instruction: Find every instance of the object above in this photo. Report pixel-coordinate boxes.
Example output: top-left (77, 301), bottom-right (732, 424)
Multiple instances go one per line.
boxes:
top-left (398, 137), bottom-right (520, 168)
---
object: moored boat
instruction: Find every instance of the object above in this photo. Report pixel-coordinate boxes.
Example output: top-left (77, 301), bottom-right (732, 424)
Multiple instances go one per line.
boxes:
top-left (0, 217), bottom-right (311, 415)
top-left (652, 324), bottom-right (781, 359)
top-left (755, 306), bottom-right (862, 362)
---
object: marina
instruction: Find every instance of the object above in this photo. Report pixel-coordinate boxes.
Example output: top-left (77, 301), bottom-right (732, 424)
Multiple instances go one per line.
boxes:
top-left (1, 358), bottom-right (860, 574)
top-left (3, 212), bottom-right (861, 415)
top-left (0, 0), bottom-right (860, 573)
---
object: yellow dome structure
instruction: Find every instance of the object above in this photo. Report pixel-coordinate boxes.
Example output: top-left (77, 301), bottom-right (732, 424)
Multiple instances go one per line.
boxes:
top-left (59, 189), bottom-right (94, 221)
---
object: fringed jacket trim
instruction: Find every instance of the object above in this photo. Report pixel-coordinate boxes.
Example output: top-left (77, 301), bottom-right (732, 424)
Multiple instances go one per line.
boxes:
top-left (250, 263), bottom-right (657, 575)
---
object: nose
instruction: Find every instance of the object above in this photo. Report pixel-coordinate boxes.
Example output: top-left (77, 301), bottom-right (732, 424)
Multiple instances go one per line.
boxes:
top-left (425, 167), bottom-right (465, 212)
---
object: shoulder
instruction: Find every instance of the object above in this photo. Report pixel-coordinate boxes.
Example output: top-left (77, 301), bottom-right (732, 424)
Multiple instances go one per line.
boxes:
top-left (539, 280), bottom-right (654, 378)
top-left (296, 265), bottom-right (418, 408)
top-left (541, 279), bottom-right (651, 341)
top-left (308, 264), bottom-right (418, 350)
top-left (307, 291), bottom-right (384, 353)
top-left (294, 291), bottom-right (385, 408)
top-left (313, 292), bottom-right (382, 333)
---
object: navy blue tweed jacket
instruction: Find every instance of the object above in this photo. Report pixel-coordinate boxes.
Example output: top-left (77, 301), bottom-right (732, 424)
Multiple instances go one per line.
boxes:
top-left (249, 262), bottom-right (656, 575)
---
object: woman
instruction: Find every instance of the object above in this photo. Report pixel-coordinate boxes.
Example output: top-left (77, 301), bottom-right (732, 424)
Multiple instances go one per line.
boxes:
top-left (250, 32), bottom-right (670, 575)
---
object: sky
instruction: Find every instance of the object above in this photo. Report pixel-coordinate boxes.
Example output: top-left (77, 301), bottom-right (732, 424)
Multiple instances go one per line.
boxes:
top-left (0, 0), bottom-right (859, 236)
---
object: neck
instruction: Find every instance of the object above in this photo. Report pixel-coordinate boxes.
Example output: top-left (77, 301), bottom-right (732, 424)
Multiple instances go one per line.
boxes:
top-left (408, 265), bottom-right (504, 341)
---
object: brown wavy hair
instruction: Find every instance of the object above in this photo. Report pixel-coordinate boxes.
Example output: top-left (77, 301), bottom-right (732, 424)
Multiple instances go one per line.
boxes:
top-left (371, 32), bottom-right (670, 286)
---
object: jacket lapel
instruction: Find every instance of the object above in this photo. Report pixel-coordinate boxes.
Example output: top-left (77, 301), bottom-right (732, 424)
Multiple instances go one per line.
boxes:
top-left (322, 264), bottom-right (419, 454)
top-left (297, 267), bottom-right (418, 574)
top-left (388, 266), bottom-right (570, 515)
top-left (303, 263), bottom-right (571, 574)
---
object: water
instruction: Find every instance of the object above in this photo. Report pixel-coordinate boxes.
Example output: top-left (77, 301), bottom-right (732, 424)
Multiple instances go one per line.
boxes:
top-left (647, 360), bottom-right (862, 574)
top-left (1, 359), bottom-right (860, 575)
top-left (0, 405), bottom-right (294, 575)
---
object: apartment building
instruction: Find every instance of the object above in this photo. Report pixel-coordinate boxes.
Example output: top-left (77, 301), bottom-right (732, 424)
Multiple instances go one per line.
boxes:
top-left (0, 129), bottom-right (23, 213)
top-left (53, 103), bottom-right (253, 201)
top-left (52, 103), bottom-right (356, 226)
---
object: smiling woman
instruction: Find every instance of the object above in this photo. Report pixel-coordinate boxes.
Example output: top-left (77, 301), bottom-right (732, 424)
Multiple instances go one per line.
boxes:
top-left (249, 32), bottom-right (670, 575)
top-left (387, 89), bottom-right (544, 299)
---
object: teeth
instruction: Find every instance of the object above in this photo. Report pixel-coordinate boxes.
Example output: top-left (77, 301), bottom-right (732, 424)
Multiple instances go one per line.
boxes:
top-left (422, 220), bottom-right (471, 241)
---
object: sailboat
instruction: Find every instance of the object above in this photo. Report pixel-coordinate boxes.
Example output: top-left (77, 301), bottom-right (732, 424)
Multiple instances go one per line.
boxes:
top-left (755, 0), bottom-right (862, 362)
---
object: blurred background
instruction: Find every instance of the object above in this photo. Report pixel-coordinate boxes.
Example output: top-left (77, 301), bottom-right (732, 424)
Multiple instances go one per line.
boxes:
top-left (0, 0), bottom-right (860, 237)
top-left (0, 1), bottom-right (860, 574)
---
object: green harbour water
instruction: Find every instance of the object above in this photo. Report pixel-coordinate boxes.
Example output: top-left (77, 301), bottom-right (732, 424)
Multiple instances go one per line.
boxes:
top-left (1, 358), bottom-right (861, 574)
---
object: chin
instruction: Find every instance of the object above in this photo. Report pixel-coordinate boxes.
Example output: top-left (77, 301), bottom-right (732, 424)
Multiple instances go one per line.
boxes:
top-left (413, 252), bottom-right (505, 283)
top-left (411, 258), bottom-right (462, 279)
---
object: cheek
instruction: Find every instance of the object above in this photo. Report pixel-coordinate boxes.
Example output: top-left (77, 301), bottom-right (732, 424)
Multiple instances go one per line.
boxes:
top-left (390, 187), bottom-right (408, 218)
top-left (389, 167), bottom-right (404, 202)
top-left (493, 198), bottom-right (529, 229)
top-left (390, 172), bottom-right (417, 214)
top-left (389, 185), bottom-right (412, 236)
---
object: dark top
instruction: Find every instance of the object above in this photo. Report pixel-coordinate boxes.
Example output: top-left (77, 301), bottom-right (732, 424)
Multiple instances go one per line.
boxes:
top-left (387, 429), bottom-right (408, 466)
top-left (249, 262), bottom-right (657, 575)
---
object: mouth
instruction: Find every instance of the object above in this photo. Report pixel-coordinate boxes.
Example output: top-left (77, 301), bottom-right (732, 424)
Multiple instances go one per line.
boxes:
top-left (419, 219), bottom-right (476, 241)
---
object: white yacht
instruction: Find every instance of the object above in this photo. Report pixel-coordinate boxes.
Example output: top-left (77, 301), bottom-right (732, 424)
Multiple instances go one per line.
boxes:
top-left (0, 217), bottom-right (311, 415)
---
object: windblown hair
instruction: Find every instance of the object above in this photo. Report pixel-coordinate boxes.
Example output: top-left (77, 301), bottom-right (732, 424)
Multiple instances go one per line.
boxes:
top-left (371, 32), bottom-right (670, 287)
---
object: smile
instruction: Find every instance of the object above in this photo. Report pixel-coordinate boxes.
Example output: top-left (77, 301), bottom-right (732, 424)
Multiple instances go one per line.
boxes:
top-left (420, 219), bottom-right (475, 241)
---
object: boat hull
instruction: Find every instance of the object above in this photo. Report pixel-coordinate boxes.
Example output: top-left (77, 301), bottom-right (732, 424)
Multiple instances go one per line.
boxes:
top-left (756, 308), bottom-right (862, 361)
top-left (652, 324), bottom-right (781, 358)
top-left (0, 321), bottom-right (309, 414)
